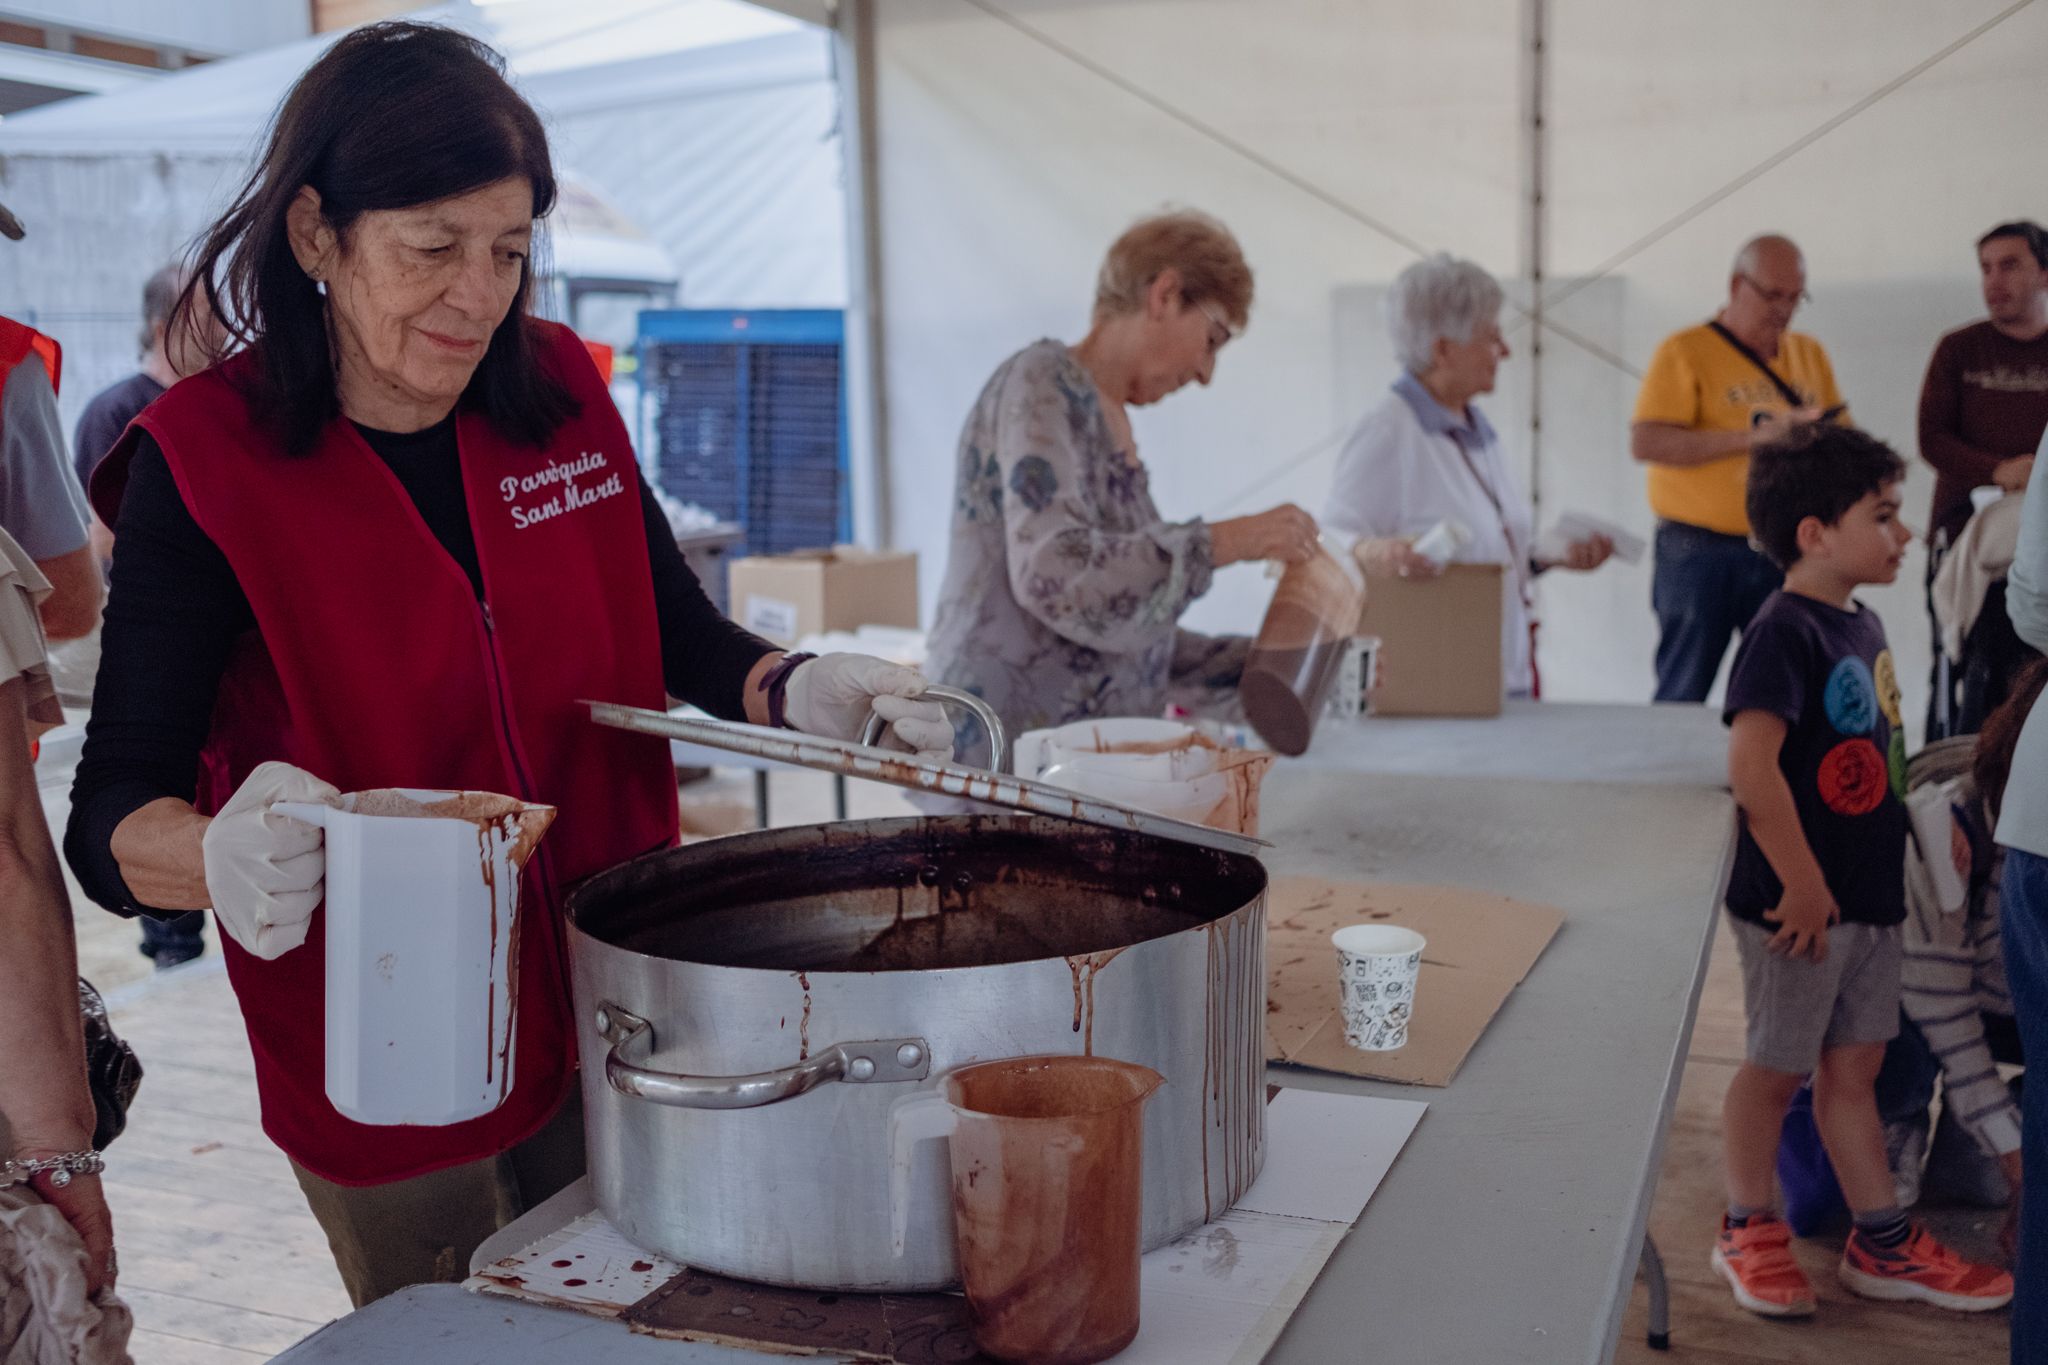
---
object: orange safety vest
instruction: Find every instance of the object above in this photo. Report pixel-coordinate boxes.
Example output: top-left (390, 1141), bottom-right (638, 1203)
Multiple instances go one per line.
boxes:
top-left (0, 315), bottom-right (61, 398)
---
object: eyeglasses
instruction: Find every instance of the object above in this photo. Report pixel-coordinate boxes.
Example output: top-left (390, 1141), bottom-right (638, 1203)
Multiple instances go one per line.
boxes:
top-left (1191, 296), bottom-right (1235, 352)
top-left (1739, 273), bottom-right (1811, 308)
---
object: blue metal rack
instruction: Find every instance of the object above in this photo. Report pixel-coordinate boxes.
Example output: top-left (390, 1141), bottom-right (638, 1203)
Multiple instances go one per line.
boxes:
top-left (637, 308), bottom-right (849, 560)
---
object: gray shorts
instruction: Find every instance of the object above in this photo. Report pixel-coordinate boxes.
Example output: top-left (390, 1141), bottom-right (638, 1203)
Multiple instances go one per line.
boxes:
top-left (1728, 916), bottom-right (1902, 1075)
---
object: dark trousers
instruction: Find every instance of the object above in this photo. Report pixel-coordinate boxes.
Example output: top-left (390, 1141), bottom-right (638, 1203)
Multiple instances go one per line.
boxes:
top-left (1650, 520), bottom-right (1781, 703)
top-left (2002, 847), bottom-right (2048, 1361)
top-left (138, 910), bottom-right (206, 961)
top-left (1874, 1013), bottom-right (1942, 1127)
top-left (291, 1085), bottom-right (587, 1307)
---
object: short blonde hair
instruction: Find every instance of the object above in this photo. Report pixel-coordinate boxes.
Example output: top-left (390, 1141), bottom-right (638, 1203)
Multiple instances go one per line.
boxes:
top-left (1093, 210), bottom-right (1253, 329)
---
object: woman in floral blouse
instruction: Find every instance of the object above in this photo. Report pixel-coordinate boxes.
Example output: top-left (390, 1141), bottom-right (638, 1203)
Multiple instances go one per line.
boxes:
top-left (925, 211), bottom-right (1318, 762)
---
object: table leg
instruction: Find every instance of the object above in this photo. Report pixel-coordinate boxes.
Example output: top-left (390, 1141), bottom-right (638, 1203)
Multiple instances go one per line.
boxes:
top-left (753, 770), bottom-right (770, 829)
top-left (833, 774), bottom-right (848, 821)
top-left (1639, 1233), bottom-right (1670, 1350)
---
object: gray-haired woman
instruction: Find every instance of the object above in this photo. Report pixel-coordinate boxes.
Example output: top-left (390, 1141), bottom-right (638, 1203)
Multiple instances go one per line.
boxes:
top-left (1321, 253), bottom-right (1611, 696)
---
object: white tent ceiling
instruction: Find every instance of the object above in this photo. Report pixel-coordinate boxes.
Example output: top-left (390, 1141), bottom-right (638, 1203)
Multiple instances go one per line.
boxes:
top-left (0, 0), bottom-right (847, 436)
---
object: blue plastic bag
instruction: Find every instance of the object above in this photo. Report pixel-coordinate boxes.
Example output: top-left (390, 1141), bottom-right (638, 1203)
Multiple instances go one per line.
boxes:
top-left (1775, 1082), bottom-right (1848, 1235)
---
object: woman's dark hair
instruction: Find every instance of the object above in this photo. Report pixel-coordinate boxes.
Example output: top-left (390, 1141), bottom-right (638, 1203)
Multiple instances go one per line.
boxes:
top-left (1745, 423), bottom-right (1906, 570)
top-left (177, 21), bottom-right (574, 452)
top-left (1974, 657), bottom-right (2048, 821)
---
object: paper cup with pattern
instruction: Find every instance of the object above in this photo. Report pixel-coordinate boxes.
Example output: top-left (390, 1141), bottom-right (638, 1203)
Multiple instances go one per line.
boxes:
top-left (1332, 924), bottom-right (1426, 1052)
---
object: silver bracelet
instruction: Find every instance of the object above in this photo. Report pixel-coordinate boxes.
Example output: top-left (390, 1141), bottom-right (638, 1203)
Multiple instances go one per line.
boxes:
top-left (1, 1151), bottom-right (104, 1189)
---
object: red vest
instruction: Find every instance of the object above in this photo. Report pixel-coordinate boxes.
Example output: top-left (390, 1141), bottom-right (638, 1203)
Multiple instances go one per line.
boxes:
top-left (0, 315), bottom-right (62, 398)
top-left (95, 321), bottom-right (680, 1184)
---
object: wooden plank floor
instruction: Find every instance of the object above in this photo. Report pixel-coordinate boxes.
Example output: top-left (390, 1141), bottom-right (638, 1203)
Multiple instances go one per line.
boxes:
top-left (95, 959), bottom-right (352, 1362)
top-left (52, 762), bottom-right (2017, 1361)
top-left (1614, 921), bottom-right (2011, 1362)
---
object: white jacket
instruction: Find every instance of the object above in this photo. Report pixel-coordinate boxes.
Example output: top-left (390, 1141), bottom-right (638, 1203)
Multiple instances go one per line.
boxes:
top-left (1322, 379), bottom-right (1535, 693)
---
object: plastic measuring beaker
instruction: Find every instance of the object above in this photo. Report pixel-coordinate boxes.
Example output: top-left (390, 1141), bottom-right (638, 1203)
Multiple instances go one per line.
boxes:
top-left (1240, 536), bottom-right (1367, 756)
top-left (891, 1054), bottom-right (1165, 1364)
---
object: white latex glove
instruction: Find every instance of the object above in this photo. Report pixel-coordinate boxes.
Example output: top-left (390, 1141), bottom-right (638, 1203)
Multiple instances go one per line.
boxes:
top-left (782, 653), bottom-right (955, 762)
top-left (200, 760), bottom-right (341, 960)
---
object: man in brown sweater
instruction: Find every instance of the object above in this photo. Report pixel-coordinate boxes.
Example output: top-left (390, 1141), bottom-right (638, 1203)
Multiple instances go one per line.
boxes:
top-left (1919, 221), bottom-right (2048, 735)
top-left (1920, 221), bottom-right (2048, 548)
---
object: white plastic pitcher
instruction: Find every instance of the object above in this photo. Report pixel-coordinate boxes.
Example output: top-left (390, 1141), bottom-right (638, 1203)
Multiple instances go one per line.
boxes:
top-left (275, 788), bottom-right (555, 1127)
top-left (1012, 717), bottom-right (1215, 782)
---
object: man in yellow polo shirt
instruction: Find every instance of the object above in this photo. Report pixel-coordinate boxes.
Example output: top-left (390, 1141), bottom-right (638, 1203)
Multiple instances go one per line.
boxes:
top-left (1632, 234), bottom-right (1848, 701)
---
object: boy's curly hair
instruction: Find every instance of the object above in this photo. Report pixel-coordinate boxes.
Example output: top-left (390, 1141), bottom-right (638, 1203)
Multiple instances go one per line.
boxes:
top-left (1745, 423), bottom-right (1906, 569)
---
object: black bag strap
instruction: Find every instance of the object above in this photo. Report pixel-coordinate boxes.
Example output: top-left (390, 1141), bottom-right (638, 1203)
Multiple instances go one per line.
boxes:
top-left (1707, 320), bottom-right (1806, 409)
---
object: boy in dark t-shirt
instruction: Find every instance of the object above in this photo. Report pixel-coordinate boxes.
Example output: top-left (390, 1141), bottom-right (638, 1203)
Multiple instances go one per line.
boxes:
top-left (1711, 426), bottom-right (2012, 1319)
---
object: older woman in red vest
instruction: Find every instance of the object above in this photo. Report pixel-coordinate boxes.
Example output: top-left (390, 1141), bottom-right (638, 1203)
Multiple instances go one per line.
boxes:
top-left (63, 22), bottom-right (949, 1307)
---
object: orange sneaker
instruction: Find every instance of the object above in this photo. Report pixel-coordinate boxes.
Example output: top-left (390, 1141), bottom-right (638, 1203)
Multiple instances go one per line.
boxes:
top-left (1710, 1214), bottom-right (1816, 1317)
top-left (1838, 1224), bottom-right (2013, 1312)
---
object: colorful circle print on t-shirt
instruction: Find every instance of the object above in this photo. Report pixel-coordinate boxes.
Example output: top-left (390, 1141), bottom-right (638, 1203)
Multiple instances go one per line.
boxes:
top-left (1874, 650), bottom-right (1902, 728)
top-left (1819, 738), bottom-right (1889, 816)
top-left (1823, 656), bottom-right (1878, 736)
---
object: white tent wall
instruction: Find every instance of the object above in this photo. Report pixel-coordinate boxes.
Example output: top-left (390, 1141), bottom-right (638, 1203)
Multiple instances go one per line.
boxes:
top-left (872, 0), bottom-right (1522, 670)
top-left (867, 0), bottom-right (2047, 734)
top-left (0, 151), bottom-right (246, 437)
top-left (533, 30), bottom-right (847, 310)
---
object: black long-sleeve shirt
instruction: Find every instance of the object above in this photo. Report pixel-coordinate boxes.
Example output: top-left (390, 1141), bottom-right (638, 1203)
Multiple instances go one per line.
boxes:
top-left (65, 417), bottom-right (772, 917)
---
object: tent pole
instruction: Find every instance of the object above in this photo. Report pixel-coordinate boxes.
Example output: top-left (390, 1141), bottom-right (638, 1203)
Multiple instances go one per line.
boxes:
top-left (1521, 0), bottom-right (1548, 521)
top-left (833, 0), bottom-right (892, 548)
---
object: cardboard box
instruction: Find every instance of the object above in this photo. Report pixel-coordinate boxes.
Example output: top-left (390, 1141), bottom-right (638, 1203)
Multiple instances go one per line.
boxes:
top-left (1356, 562), bottom-right (1503, 717)
top-left (727, 546), bottom-right (919, 647)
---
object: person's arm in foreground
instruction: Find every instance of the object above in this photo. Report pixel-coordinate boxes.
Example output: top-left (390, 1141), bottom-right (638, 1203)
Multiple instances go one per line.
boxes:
top-left (0, 673), bottom-right (115, 1291)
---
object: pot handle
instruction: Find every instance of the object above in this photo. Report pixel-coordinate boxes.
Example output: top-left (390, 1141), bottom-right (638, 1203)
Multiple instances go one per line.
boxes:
top-left (888, 1089), bottom-right (956, 1258)
top-left (595, 1004), bottom-right (931, 1110)
top-left (858, 683), bottom-right (1009, 776)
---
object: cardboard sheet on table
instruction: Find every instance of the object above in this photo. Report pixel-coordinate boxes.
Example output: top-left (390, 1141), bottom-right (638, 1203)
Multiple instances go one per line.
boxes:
top-left (1265, 877), bottom-right (1564, 1087)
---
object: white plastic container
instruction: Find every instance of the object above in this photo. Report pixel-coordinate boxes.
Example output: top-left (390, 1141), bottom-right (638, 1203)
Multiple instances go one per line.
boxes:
top-left (275, 788), bottom-right (555, 1127)
top-left (1010, 716), bottom-right (1271, 834)
top-left (1905, 784), bottom-right (1968, 915)
top-left (1011, 716), bottom-right (1212, 782)
top-left (1410, 517), bottom-right (1473, 569)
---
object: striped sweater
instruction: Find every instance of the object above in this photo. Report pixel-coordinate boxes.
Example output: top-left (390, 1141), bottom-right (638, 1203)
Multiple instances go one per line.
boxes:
top-left (1903, 776), bottom-right (2021, 1157)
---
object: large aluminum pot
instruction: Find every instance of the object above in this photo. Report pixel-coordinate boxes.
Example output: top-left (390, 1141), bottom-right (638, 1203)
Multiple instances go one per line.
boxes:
top-left (566, 814), bottom-right (1267, 1292)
